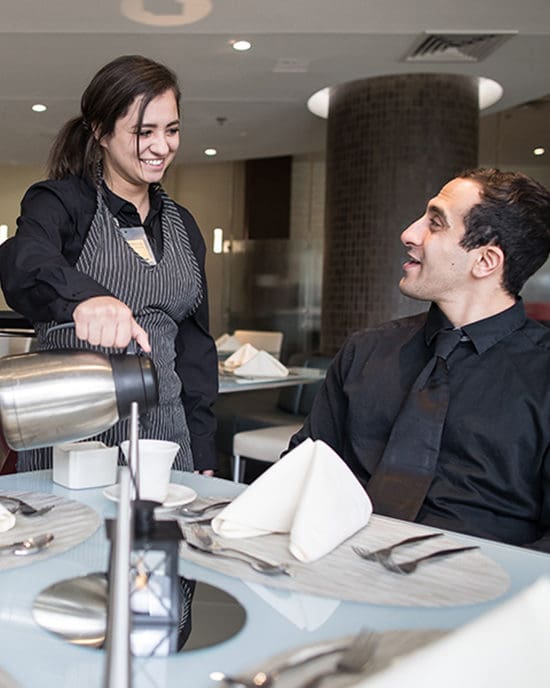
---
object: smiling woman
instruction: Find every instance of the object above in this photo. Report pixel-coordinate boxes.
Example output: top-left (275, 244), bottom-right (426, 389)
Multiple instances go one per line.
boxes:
top-left (0, 55), bottom-right (218, 476)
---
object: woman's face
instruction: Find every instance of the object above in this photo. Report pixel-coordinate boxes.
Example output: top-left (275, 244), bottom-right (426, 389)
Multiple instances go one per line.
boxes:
top-left (100, 89), bottom-right (180, 195)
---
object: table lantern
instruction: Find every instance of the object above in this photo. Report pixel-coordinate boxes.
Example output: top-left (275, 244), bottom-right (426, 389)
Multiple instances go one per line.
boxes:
top-left (107, 499), bottom-right (183, 657)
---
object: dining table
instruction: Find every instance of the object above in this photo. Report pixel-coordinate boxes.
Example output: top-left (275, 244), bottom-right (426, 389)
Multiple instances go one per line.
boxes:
top-left (218, 366), bottom-right (326, 394)
top-left (0, 468), bottom-right (549, 688)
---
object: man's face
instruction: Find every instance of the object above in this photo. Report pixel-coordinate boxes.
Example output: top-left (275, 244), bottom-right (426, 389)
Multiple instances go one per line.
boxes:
top-left (399, 178), bottom-right (483, 306)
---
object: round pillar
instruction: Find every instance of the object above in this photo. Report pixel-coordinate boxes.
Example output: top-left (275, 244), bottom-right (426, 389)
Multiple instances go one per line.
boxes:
top-left (320, 73), bottom-right (479, 355)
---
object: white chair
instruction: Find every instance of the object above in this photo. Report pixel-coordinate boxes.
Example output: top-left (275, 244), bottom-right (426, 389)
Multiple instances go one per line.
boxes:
top-left (233, 330), bottom-right (284, 359)
top-left (232, 423), bottom-right (301, 482)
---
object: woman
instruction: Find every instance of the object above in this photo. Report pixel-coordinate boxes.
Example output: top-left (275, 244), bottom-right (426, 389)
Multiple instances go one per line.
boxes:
top-left (0, 55), bottom-right (217, 474)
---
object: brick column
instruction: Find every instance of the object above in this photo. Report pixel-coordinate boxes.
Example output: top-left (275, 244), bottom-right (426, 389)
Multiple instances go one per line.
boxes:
top-left (321, 74), bottom-right (479, 355)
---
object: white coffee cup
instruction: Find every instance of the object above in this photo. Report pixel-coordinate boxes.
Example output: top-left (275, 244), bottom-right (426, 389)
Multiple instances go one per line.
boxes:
top-left (119, 439), bottom-right (180, 503)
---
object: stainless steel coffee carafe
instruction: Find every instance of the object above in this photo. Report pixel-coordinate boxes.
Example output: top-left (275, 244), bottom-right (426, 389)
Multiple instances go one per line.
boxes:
top-left (0, 350), bottom-right (158, 450)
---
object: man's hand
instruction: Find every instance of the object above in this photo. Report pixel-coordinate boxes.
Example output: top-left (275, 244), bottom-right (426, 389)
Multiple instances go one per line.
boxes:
top-left (194, 469), bottom-right (215, 477)
top-left (73, 296), bottom-right (151, 352)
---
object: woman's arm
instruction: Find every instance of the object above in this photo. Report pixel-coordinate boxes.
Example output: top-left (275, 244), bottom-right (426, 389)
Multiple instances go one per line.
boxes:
top-left (0, 179), bottom-right (111, 322)
top-left (0, 179), bottom-right (149, 349)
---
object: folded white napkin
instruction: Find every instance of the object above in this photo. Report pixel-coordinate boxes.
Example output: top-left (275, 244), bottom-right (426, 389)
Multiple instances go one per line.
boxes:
top-left (215, 333), bottom-right (242, 353)
top-left (360, 577), bottom-right (550, 688)
top-left (212, 439), bottom-right (372, 562)
top-left (0, 504), bottom-right (16, 533)
top-left (223, 343), bottom-right (260, 371)
top-left (234, 349), bottom-right (289, 378)
top-left (246, 582), bottom-right (340, 630)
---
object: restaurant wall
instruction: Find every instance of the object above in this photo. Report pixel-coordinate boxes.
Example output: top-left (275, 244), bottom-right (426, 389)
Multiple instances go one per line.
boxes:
top-left (167, 153), bottom-right (326, 360)
top-left (166, 160), bottom-right (245, 339)
top-left (217, 152), bottom-right (326, 359)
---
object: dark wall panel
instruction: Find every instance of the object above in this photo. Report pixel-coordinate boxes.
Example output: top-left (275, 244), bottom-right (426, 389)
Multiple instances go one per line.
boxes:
top-left (245, 156), bottom-right (292, 239)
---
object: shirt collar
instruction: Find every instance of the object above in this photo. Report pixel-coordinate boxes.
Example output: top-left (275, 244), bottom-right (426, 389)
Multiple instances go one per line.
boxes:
top-left (425, 299), bottom-right (527, 355)
top-left (101, 182), bottom-right (162, 221)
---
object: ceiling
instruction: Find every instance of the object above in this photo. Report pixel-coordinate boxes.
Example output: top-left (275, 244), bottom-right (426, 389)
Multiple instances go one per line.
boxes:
top-left (1, 0), bottom-right (550, 166)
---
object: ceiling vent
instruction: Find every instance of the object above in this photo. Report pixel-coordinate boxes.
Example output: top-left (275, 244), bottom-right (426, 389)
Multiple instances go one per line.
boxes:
top-left (273, 58), bottom-right (309, 73)
top-left (404, 31), bottom-right (517, 63)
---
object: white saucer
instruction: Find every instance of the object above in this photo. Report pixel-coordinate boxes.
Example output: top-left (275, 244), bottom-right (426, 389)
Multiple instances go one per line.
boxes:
top-left (103, 482), bottom-right (197, 510)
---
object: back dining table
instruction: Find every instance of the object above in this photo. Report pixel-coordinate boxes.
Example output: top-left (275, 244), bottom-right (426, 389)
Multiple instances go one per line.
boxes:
top-left (0, 468), bottom-right (549, 688)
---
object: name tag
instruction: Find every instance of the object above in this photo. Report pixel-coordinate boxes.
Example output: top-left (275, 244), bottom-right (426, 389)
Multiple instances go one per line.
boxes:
top-left (118, 226), bottom-right (157, 266)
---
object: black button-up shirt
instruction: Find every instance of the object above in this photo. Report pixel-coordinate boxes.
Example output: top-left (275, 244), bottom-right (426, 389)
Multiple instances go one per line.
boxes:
top-left (290, 301), bottom-right (550, 551)
top-left (0, 175), bottom-right (218, 470)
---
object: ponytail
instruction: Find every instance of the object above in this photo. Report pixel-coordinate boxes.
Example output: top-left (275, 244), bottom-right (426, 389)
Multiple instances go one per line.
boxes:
top-left (47, 116), bottom-right (101, 182)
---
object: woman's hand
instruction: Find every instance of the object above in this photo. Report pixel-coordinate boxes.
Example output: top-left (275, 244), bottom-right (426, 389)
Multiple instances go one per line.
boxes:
top-left (73, 296), bottom-right (151, 351)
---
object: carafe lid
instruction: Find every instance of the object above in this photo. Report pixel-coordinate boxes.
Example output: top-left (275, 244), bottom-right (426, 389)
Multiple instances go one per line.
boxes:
top-left (110, 354), bottom-right (159, 419)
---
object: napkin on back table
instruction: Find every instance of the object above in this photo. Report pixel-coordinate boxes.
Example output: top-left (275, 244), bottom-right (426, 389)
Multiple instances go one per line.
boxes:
top-left (222, 343), bottom-right (259, 371)
top-left (234, 349), bottom-right (289, 378)
top-left (212, 439), bottom-right (372, 562)
top-left (215, 333), bottom-right (241, 353)
top-left (223, 344), bottom-right (289, 378)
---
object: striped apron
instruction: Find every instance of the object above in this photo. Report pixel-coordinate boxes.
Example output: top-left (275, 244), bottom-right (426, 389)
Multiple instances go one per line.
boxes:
top-left (19, 186), bottom-right (202, 472)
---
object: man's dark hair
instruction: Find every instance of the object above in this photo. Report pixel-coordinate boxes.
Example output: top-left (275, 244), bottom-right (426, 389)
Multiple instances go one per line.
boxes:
top-left (459, 168), bottom-right (550, 296)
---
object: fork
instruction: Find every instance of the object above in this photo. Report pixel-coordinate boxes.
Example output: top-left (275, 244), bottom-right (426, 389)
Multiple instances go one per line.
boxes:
top-left (216, 641), bottom-right (352, 687)
top-left (0, 496), bottom-right (54, 517)
top-left (352, 532), bottom-right (443, 563)
top-left (299, 630), bottom-right (377, 688)
top-left (378, 546), bottom-right (479, 575)
top-left (216, 631), bottom-right (372, 687)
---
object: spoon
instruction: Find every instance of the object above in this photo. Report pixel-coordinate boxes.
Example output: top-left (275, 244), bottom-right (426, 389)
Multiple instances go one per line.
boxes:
top-left (0, 533), bottom-right (55, 556)
top-left (186, 526), bottom-right (290, 576)
top-left (178, 499), bottom-right (232, 517)
top-left (185, 540), bottom-right (290, 576)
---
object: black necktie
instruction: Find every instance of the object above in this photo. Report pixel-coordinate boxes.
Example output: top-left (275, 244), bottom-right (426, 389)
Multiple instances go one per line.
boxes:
top-left (366, 328), bottom-right (463, 520)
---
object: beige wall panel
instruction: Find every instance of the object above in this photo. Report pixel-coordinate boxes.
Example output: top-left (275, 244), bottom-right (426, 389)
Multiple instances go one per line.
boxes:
top-left (170, 161), bottom-right (244, 338)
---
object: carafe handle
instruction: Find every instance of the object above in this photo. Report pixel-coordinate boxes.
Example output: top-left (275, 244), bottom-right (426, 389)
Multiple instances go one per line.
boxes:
top-left (45, 322), bottom-right (142, 355)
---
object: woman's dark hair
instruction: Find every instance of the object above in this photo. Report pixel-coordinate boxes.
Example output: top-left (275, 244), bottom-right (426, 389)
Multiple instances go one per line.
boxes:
top-left (47, 55), bottom-right (181, 181)
top-left (459, 168), bottom-right (550, 296)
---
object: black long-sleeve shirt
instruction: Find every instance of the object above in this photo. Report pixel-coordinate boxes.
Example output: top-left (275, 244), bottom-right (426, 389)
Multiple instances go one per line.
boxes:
top-left (0, 175), bottom-right (218, 470)
top-left (290, 301), bottom-right (550, 552)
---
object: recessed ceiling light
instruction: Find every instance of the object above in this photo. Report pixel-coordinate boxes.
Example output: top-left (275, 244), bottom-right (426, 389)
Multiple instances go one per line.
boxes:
top-left (231, 40), bottom-right (252, 52)
top-left (306, 77), bottom-right (504, 118)
top-left (32, 103), bottom-right (47, 113)
top-left (204, 148), bottom-right (218, 157)
top-left (533, 147), bottom-right (545, 156)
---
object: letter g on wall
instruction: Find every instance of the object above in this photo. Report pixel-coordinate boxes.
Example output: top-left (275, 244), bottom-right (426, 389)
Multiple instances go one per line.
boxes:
top-left (120, 0), bottom-right (213, 26)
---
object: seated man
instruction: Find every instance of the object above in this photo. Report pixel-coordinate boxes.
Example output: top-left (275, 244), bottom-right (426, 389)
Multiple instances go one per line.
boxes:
top-left (289, 168), bottom-right (550, 552)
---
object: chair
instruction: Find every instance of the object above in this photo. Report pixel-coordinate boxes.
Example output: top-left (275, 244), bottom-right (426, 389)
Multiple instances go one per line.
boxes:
top-left (233, 330), bottom-right (284, 359)
top-left (228, 354), bottom-right (332, 482)
top-left (232, 423), bottom-right (301, 482)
